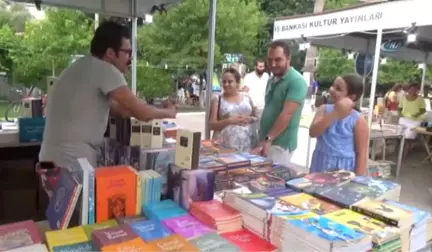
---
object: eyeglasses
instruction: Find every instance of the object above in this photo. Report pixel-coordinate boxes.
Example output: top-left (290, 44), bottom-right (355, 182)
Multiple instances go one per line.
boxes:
top-left (118, 48), bottom-right (132, 56)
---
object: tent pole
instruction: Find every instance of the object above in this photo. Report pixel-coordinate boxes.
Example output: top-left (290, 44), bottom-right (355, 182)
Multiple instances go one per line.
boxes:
top-left (420, 53), bottom-right (428, 94)
top-left (131, 0), bottom-right (138, 95)
top-left (205, 0), bottom-right (217, 140)
top-left (94, 13), bottom-right (99, 30)
top-left (367, 29), bottom-right (383, 129)
top-left (359, 39), bottom-right (370, 109)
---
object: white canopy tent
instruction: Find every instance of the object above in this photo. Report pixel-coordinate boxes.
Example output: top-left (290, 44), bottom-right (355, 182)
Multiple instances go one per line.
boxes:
top-left (9, 0), bottom-right (218, 139)
top-left (273, 0), bottom-right (432, 128)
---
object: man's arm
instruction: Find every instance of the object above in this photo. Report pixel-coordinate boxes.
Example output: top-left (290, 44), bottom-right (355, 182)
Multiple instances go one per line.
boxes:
top-left (355, 116), bottom-right (369, 175)
top-left (109, 86), bottom-right (175, 121)
top-left (266, 78), bottom-right (307, 140)
top-left (413, 98), bottom-right (427, 117)
top-left (110, 100), bottom-right (132, 118)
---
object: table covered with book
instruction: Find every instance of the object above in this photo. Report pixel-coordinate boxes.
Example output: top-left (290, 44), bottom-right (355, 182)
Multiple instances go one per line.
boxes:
top-left (1, 127), bottom-right (431, 252)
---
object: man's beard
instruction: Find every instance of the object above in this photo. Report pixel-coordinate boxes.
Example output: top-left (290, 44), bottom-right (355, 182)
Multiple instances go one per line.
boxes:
top-left (256, 69), bottom-right (265, 76)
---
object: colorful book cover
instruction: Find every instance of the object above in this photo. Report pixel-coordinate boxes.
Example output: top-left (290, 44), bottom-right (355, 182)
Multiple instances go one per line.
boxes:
top-left (265, 188), bottom-right (297, 198)
top-left (162, 214), bottom-right (214, 239)
top-left (238, 152), bottom-right (273, 167)
top-left (46, 169), bottom-right (82, 230)
top-left (0, 220), bottom-right (42, 252)
top-left (266, 165), bottom-right (305, 181)
top-left (199, 157), bottom-right (226, 170)
top-left (95, 166), bottom-right (137, 222)
top-left (82, 219), bottom-right (118, 239)
top-left (92, 225), bottom-right (138, 248)
top-left (269, 199), bottom-right (317, 218)
top-left (313, 184), bottom-right (368, 208)
top-left (101, 237), bottom-right (151, 252)
top-left (287, 170), bottom-right (354, 192)
top-left (179, 169), bottom-right (215, 210)
top-left (324, 209), bottom-right (400, 244)
top-left (68, 158), bottom-right (87, 226)
top-left (288, 216), bottom-right (367, 243)
top-left (385, 200), bottom-right (431, 226)
top-left (190, 232), bottom-right (241, 252)
top-left (280, 193), bottom-right (340, 215)
top-left (130, 219), bottom-right (172, 242)
top-left (214, 153), bottom-right (251, 167)
top-left (116, 215), bottom-right (147, 225)
top-left (51, 241), bottom-right (94, 252)
top-left (143, 200), bottom-right (188, 221)
top-left (352, 200), bottom-right (413, 227)
top-left (221, 229), bottom-right (277, 252)
top-left (45, 226), bottom-right (88, 252)
top-left (147, 234), bottom-right (200, 251)
top-left (190, 200), bottom-right (241, 221)
top-left (337, 182), bottom-right (386, 199)
top-left (246, 175), bottom-right (286, 193)
top-left (352, 176), bottom-right (400, 192)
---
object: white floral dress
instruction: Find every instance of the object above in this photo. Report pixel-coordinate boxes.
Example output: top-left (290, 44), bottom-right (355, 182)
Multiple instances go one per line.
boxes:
top-left (213, 94), bottom-right (258, 152)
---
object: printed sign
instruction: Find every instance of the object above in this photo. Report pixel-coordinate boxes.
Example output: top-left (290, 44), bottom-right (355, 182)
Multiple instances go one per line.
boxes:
top-left (380, 40), bottom-right (404, 53)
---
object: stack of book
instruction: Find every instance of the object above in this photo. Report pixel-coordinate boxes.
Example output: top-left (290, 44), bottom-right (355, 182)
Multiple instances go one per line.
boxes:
top-left (82, 219), bottom-right (118, 238)
top-left (92, 225), bottom-right (148, 251)
top-left (139, 169), bottom-right (163, 206)
top-left (162, 214), bottom-right (215, 239)
top-left (224, 188), bottom-right (297, 238)
top-left (46, 226), bottom-right (94, 251)
top-left (352, 176), bottom-right (401, 201)
top-left (200, 140), bottom-right (237, 155)
top-left (190, 200), bottom-right (243, 233)
top-left (287, 170), bottom-right (355, 194)
top-left (281, 215), bottom-right (373, 252)
top-left (385, 201), bottom-right (432, 252)
top-left (143, 199), bottom-right (188, 222)
top-left (189, 232), bottom-right (242, 252)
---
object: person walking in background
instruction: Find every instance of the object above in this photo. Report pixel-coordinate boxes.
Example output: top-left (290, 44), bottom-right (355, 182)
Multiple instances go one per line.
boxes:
top-left (209, 68), bottom-right (258, 152)
top-left (309, 74), bottom-right (368, 175)
top-left (398, 83), bottom-right (426, 157)
top-left (243, 59), bottom-right (269, 118)
top-left (252, 40), bottom-right (307, 167)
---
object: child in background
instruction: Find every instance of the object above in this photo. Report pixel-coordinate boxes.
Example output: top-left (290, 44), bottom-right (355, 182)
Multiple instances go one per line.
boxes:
top-left (309, 74), bottom-right (369, 175)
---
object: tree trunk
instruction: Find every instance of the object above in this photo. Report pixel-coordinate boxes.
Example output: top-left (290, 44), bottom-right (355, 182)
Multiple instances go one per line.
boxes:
top-left (303, 0), bottom-right (326, 77)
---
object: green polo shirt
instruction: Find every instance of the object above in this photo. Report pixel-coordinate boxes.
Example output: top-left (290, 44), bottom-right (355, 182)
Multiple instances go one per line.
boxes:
top-left (259, 67), bottom-right (307, 151)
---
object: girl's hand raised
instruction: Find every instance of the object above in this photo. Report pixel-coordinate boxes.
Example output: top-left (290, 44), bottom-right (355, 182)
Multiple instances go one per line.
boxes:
top-left (334, 98), bottom-right (354, 119)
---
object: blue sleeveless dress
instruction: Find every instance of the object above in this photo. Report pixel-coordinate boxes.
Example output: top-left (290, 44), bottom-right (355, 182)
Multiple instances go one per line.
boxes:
top-left (310, 104), bottom-right (360, 173)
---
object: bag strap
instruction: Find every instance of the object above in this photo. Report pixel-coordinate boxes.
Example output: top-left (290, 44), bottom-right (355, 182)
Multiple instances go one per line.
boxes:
top-left (217, 95), bottom-right (222, 120)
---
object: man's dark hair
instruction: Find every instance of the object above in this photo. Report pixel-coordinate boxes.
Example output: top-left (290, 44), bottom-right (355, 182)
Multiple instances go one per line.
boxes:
top-left (90, 21), bottom-right (131, 58)
top-left (255, 59), bottom-right (265, 66)
top-left (268, 40), bottom-right (291, 58)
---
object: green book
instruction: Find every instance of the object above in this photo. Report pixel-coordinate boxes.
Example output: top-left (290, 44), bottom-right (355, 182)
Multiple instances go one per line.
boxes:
top-left (82, 219), bottom-right (118, 238)
top-left (189, 232), bottom-right (241, 252)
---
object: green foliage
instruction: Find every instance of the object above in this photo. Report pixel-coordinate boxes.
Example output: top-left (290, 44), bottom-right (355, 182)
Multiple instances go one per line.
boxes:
top-left (9, 8), bottom-right (93, 89)
top-left (316, 48), bottom-right (354, 81)
top-left (0, 0), bottom-right (32, 32)
top-left (0, 25), bottom-right (18, 72)
top-left (136, 62), bottom-right (174, 99)
top-left (138, 0), bottom-right (266, 70)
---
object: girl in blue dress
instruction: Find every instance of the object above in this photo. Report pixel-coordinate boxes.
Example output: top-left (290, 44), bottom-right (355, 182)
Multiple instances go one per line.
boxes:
top-left (309, 74), bottom-right (369, 175)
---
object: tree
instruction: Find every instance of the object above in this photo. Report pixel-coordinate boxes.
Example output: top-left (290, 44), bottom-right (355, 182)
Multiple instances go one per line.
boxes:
top-left (316, 48), bottom-right (354, 82)
top-left (9, 8), bottom-right (93, 89)
top-left (136, 62), bottom-right (174, 100)
top-left (138, 0), bottom-right (266, 71)
top-left (0, 0), bottom-right (32, 32)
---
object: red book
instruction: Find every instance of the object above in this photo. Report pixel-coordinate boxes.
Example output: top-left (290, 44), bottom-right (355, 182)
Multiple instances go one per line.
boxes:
top-left (190, 200), bottom-right (241, 222)
top-left (0, 220), bottom-right (43, 251)
top-left (222, 229), bottom-right (277, 252)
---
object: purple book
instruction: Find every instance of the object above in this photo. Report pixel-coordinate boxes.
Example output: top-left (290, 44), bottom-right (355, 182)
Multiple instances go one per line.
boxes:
top-left (162, 214), bottom-right (214, 239)
top-left (92, 225), bottom-right (138, 248)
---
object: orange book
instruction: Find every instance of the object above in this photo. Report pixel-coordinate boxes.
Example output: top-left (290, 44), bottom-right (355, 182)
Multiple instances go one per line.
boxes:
top-left (96, 166), bottom-right (137, 222)
top-left (147, 234), bottom-right (200, 252)
top-left (102, 237), bottom-right (153, 252)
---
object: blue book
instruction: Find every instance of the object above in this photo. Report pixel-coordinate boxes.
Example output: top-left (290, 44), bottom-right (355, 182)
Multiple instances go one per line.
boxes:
top-left (385, 200), bottom-right (431, 227)
top-left (289, 216), bottom-right (367, 245)
top-left (352, 176), bottom-right (400, 192)
top-left (53, 241), bottom-right (95, 252)
top-left (143, 200), bottom-right (187, 221)
top-left (46, 169), bottom-right (82, 230)
top-left (79, 158), bottom-right (96, 225)
top-left (130, 219), bottom-right (172, 241)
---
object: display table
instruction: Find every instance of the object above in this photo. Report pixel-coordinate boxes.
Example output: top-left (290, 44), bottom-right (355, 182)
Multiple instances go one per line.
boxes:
top-left (0, 141), bottom-right (47, 224)
top-left (370, 124), bottom-right (405, 178)
top-left (414, 127), bottom-right (432, 165)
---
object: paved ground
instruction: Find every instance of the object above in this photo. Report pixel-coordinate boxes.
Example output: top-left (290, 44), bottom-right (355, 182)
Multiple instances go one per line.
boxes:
top-left (176, 109), bottom-right (432, 212)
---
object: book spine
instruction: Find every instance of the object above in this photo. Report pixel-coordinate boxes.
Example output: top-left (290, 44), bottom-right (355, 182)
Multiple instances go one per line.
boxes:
top-left (191, 132), bottom-right (201, 169)
top-left (88, 168), bottom-right (95, 225)
top-left (351, 205), bottom-right (399, 226)
top-left (136, 172), bottom-right (142, 215)
top-left (312, 193), bottom-right (349, 209)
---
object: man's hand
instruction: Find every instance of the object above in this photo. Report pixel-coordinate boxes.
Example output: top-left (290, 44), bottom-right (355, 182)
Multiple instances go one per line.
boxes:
top-left (334, 98), bottom-right (354, 119)
top-left (250, 141), bottom-right (271, 157)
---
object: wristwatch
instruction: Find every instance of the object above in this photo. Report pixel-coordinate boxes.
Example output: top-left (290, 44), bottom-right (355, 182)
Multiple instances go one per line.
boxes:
top-left (264, 135), bottom-right (273, 143)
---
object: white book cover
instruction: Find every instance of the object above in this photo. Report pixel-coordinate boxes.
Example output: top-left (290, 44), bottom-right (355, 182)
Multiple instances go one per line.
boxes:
top-left (5, 243), bottom-right (49, 252)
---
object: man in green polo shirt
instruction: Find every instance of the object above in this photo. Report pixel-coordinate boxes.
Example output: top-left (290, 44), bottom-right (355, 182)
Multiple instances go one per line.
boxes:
top-left (252, 40), bottom-right (307, 167)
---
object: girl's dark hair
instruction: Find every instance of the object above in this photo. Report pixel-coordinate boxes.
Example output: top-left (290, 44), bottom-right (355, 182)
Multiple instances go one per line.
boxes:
top-left (341, 74), bottom-right (364, 102)
top-left (223, 68), bottom-right (241, 83)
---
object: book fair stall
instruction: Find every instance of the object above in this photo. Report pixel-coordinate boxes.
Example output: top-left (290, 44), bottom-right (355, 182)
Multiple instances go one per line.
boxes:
top-left (1, 114), bottom-right (432, 252)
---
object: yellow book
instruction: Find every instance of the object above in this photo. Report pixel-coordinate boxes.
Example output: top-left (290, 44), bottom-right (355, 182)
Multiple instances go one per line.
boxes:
top-left (127, 166), bottom-right (142, 215)
top-left (325, 209), bottom-right (400, 245)
top-left (45, 226), bottom-right (88, 252)
top-left (352, 200), bottom-right (413, 228)
top-left (280, 193), bottom-right (340, 215)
